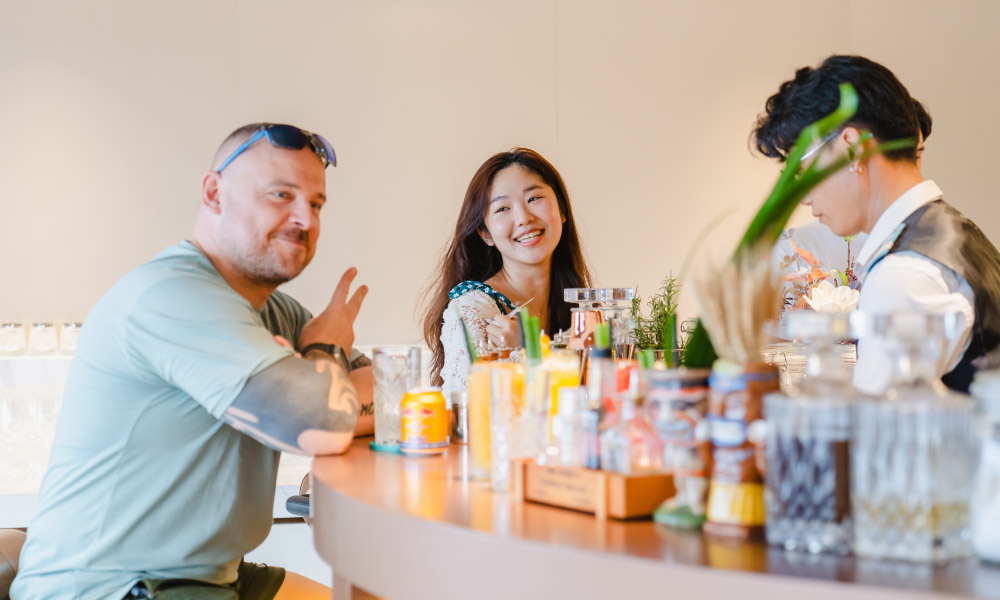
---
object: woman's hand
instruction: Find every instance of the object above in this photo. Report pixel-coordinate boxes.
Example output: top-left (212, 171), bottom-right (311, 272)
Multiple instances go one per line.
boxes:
top-left (485, 313), bottom-right (521, 349)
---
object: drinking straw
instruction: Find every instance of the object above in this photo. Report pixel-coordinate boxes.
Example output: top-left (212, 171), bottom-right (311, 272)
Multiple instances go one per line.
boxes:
top-left (515, 308), bottom-right (527, 349)
top-left (593, 322), bottom-right (610, 350)
top-left (639, 348), bottom-right (655, 370)
top-left (524, 311), bottom-right (542, 363)
top-left (454, 307), bottom-right (479, 363)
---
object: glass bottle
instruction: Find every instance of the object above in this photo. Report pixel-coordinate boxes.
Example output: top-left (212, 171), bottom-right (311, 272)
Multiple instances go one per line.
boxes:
top-left (763, 311), bottom-right (856, 555)
top-left (851, 313), bottom-right (978, 562)
top-left (600, 370), bottom-right (665, 475)
top-left (971, 369), bottom-right (1000, 563)
top-left (586, 323), bottom-right (620, 432)
top-left (547, 386), bottom-right (589, 468)
top-left (649, 367), bottom-right (712, 530)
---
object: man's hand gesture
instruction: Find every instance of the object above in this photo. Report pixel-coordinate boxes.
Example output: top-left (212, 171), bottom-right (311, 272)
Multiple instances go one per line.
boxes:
top-left (299, 267), bottom-right (368, 355)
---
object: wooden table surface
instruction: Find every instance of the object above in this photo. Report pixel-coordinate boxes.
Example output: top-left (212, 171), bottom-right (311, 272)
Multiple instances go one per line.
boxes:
top-left (312, 436), bottom-right (1000, 600)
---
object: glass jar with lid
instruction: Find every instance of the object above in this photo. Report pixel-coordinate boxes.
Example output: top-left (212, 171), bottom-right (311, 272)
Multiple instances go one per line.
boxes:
top-left (851, 312), bottom-right (978, 562)
top-left (763, 310), bottom-right (857, 555)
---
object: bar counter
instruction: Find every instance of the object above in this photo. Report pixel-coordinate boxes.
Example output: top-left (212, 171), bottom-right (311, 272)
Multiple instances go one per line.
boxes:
top-left (312, 437), bottom-right (1000, 600)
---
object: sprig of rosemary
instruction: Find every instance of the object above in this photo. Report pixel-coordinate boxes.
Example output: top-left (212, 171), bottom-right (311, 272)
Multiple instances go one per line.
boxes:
top-left (630, 274), bottom-right (680, 352)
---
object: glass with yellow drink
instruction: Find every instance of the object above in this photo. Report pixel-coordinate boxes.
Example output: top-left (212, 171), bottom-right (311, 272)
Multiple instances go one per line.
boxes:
top-left (546, 349), bottom-right (581, 439)
top-left (467, 363), bottom-right (493, 480)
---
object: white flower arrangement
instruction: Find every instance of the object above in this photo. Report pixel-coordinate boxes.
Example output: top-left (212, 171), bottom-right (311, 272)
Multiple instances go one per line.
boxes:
top-left (803, 280), bottom-right (859, 313)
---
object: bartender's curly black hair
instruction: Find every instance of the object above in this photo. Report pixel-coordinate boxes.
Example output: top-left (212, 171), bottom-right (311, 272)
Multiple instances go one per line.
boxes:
top-left (752, 55), bottom-right (928, 163)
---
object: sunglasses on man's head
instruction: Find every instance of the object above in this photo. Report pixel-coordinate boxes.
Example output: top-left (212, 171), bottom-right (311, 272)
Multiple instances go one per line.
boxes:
top-left (216, 124), bottom-right (337, 173)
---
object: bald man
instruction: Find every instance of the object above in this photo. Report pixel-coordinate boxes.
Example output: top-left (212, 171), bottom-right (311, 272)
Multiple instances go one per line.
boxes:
top-left (13, 123), bottom-right (373, 600)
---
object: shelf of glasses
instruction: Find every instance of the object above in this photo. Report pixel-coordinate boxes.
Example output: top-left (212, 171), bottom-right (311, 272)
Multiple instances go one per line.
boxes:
top-left (564, 288), bottom-right (635, 304)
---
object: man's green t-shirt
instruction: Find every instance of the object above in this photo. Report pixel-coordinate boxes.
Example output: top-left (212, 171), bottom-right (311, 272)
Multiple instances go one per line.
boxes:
top-left (12, 241), bottom-right (322, 600)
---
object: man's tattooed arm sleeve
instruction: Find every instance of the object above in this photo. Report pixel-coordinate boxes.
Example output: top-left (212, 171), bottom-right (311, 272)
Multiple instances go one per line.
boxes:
top-left (223, 354), bottom-right (359, 456)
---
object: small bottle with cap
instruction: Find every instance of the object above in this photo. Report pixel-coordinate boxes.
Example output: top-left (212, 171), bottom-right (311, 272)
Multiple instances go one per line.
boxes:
top-left (586, 323), bottom-right (619, 431)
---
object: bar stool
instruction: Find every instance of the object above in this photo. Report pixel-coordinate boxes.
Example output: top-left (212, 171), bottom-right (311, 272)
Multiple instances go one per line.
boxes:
top-left (285, 474), bottom-right (311, 525)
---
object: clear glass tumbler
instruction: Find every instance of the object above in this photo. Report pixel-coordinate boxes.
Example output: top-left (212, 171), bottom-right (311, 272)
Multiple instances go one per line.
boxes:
top-left (765, 393), bottom-right (852, 554)
top-left (853, 395), bottom-right (976, 561)
top-left (490, 367), bottom-right (515, 492)
top-left (0, 323), bottom-right (27, 355)
top-left (468, 363), bottom-right (493, 480)
top-left (60, 322), bottom-right (83, 354)
top-left (372, 346), bottom-right (421, 448)
top-left (28, 322), bottom-right (58, 355)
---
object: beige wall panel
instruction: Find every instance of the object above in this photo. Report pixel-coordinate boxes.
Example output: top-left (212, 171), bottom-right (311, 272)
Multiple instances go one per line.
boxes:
top-left (555, 0), bottom-right (850, 318)
top-left (1, 1), bottom-right (998, 344)
top-left (846, 0), bottom-right (1000, 244)
top-left (0, 0), bottom-right (238, 322)
top-left (237, 0), bottom-right (560, 344)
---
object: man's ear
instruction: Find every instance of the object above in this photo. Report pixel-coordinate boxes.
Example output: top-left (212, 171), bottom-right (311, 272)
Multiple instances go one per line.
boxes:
top-left (841, 127), bottom-right (864, 151)
top-left (202, 171), bottom-right (223, 214)
top-left (477, 228), bottom-right (494, 247)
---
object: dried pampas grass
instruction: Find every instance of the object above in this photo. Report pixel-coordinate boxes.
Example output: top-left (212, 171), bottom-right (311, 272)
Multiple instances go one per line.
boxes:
top-left (692, 243), bottom-right (780, 364)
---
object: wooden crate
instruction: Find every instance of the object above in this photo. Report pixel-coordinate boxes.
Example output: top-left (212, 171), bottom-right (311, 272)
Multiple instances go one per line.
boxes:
top-left (510, 459), bottom-right (675, 521)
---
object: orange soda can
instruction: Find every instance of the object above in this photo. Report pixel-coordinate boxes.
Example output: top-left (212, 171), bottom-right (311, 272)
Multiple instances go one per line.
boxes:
top-left (400, 387), bottom-right (450, 456)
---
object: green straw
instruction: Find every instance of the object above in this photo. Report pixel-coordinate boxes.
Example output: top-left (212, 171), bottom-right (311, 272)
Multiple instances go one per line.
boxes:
top-left (524, 317), bottom-right (542, 363)
top-left (454, 307), bottom-right (478, 363)
top-left (523, 310), bottom-right (542, 363)
top-left (639, 348), bottom-right (655, 369)
top-left (593, 322), bottom-right (610, 350)
top-left (662, 313), bottom-right (677, 368)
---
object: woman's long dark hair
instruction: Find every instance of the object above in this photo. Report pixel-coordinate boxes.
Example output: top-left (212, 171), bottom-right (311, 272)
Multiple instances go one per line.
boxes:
top-left (422, 148), bottom-right (591, 385)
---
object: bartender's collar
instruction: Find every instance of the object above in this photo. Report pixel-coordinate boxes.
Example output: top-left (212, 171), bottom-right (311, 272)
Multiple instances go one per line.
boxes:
top-left (854, 180), bottom-right (943, 279)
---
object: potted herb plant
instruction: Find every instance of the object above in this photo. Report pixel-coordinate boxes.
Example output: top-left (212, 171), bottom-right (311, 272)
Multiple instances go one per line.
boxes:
top-left (629, 274), bottom-right (682, 367)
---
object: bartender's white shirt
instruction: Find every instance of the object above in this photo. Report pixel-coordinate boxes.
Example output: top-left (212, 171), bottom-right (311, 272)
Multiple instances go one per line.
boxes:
top-left (852, 180), bottom-right (975, 395)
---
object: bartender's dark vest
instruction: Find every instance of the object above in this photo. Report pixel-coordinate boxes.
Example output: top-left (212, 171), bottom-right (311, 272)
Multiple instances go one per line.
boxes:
top-left (868, 199), bottom-right (1000, 392)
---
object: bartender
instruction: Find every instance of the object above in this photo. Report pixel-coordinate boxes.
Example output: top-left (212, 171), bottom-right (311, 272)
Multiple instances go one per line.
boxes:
top-left (752, 54), bottom-right (1000, 394)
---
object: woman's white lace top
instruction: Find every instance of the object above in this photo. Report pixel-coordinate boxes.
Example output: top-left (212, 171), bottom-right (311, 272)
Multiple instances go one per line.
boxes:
top-left (440, 290), bottom-right (507, 394)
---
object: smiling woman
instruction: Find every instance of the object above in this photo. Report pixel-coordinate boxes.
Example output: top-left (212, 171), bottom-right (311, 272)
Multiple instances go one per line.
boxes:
top-left (422, 148), bottom-right (592, 392)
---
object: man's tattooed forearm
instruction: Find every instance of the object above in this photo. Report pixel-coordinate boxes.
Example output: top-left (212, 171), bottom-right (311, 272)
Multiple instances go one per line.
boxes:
top-left (314, 360), bottom-right (359, 416)
top-left (360, 403), bottom-right (374, 417)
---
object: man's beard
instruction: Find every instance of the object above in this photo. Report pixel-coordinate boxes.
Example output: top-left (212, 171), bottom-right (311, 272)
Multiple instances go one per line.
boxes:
top-left (232, 230), bottom-right (312, 286)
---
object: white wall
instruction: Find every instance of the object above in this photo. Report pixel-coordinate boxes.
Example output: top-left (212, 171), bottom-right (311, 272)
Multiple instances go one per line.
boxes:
top-left (2, 0), bottom-right (998, 345)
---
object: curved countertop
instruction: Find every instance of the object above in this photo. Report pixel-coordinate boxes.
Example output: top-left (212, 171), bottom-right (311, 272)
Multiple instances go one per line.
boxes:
top-left (312, 437), bottom-right (1000, 600)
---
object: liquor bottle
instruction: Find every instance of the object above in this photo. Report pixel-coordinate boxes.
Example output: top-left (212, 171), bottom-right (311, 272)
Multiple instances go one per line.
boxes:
top-left (851, 312), bottom-right (977, 562)
top-left (600, 369), bottom-right (665, 475)
top-left (586, 323), bottom-right (619, 432)
top-left (764, 311), bottom-right (856, 554)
